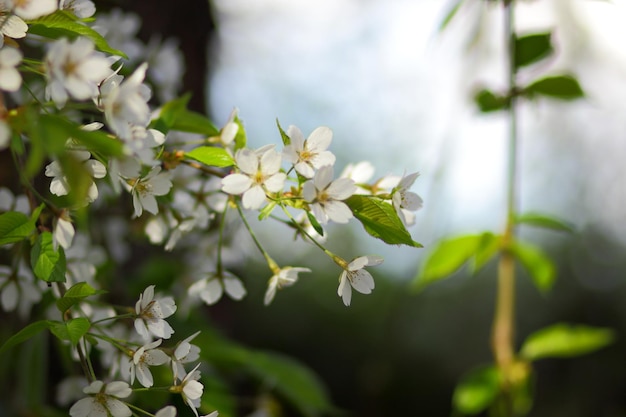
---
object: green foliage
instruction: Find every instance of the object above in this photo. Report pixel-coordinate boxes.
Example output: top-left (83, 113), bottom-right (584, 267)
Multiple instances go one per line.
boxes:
top-left (197, 331), bottom-right (332, 417)
top-left (0, 205), bottom-right (43, 245)
top-left (524, 75), bottom-right (585, 100)
top-left (474, 89), bottom-right (509, 113)
top-left (413, 233), bottom-right (498, 291)
top-left (151, 94), bottom-right (220, 136)
top-left (232, 113), bottom-right (247, 151)
top-left (509, 241), bottom-right (556, 293)
top-left (49, 318), bottom-right (91, 346)
top-left (0, 320), bottom-right (52, 356)
top-left (515, 212), bottom-right (575, 233)
top-left (438, 0), bottom-right (465, 32)
top-left (30, 232), bottom-right (67, 283)
top-left (345, 195), bottom-right (422, 248)
top-left (27, 10), bottom-right (126, 57)
top-left (40, 115), bottom-right (125, 157)
top-left (185, 146), bottom-right (235, 168)
top-left (453, 365), bottom-right (500, 415)
top-left (276, 118), bottom-right (291, 146)
top-left (514, 32), bottom-right (553, 69)
top-left (520, 323), bottom-right (615, 361)
top-left (56, 282), bottom-right (104, 314)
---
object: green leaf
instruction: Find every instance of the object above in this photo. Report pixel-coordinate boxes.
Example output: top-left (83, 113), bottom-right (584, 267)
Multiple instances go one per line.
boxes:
top-left (40, 115), bottom-right (124, 157)
top-left (49, 318), bottom-right (90, 345)
top-left (515, 212), bottom-right (575, 233)
top-left (27, 10), bottom-right (126, 57)
top-left (438, 0), bottom-right (465, 32)
top-left (413, 233), bottom-right (496, 291)
top-left (276, 118), bottom-right (291, 146)
top-left (306, 211), bottom-right (324, 237)
top-left (232, 114), bottom-right (247, 151)
top-left (185, 146), bottom-right (234, 168)
top-left (453, 365), bottom-right (500, 415)
top-left (31, 232), bottom-right (66, 283)
top-left (472, 233), bottom-right (501, 273)
top-left (345, 195), bottom-right (422, 248)
top-left (524, 75), bottom-right (584, 100)
top-left (56, 282), bottom-right (104, 313)
top-left (152, 95), bottom-right (219, 136)
top-left (474, 89), bottom-right (509, 113)
top-left (515, 32), bottom-right (553, 68)
top-left (0, 204), bottom-right (44, 245)
top-left (520, 323), bottom-right (615, 361)
top-left (509, 241), bottom-right (556, 293)
top-left (0, 320), bottom-right (53, 356)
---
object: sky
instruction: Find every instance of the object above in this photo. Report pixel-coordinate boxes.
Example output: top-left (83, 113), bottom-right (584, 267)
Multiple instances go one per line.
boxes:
top-left (207, 0), bottom-right (626, 278)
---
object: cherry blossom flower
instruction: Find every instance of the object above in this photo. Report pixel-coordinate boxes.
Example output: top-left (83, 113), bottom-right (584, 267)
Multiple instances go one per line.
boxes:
top-left (174, 363), bottom-right (204, 417)
top-left (264, 266), bottom-right (311, 306)
top-left (101, 63), bottom-right (152, 140)
top-left (53, 212), bottom-right (75, 250)
top-left (134, 285), bottom-right (177, 340)
top-left (44, 37), bottom-right (112, 108)
top-left (144, 36), bottom-right (185, 102)
top-left (94, 8), bottom-right (143, 61)
top-left (171, 331), bottom-right (201, 380)
top-left (221, 145), bottom-right (286, 209)
top-left (126, 339), bottom-right (170, 388)
top-left (302, 165), bottom-right (356, 224)
top-left (391, 172), bottom-right (423, 226)
top-left (283, 125), bottom-right (335, 178)
top-left (209, 108), bottom-right (239, 154)
top-left (188, 270), bottom-right (246, 306)
top-left (337, 255), bottom-right (384, 306)
top-left (59, 0), bottom-right (95, 18)
top-left (0, 47), bottom-right (22, 91)
top-left (69, 380), bottom-right (132, 417)
top-left (0, 186), bottom-right (29, 213)
top-left (6, 0), bottom-right (56, 20)
top-left (155, 406), bottom-right (177, 417)
top-left (44, 150), bottom-right (106, 202)
top-left (0, 262), bottom-right (45, 319)
top-left (122, 166), bottom-right (173, 218)
top-left (0, 4), bottom-right (27, 48)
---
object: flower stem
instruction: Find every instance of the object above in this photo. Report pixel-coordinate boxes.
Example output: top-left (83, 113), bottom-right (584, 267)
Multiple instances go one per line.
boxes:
top-left (235, 200), bottom-right (278, 271)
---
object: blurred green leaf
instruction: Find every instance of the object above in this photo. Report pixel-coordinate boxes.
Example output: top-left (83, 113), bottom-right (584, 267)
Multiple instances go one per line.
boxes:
top-left (524, 75), bottom-right (584, 100)
top-left (276, 118), bottom-right (291, 146)
top-left (31, 232), bottom-right (66, 283)
top-left (49, 318), bottom-right (90, 346)
top-left (472, 233), bottom-right (501, 273)
top-left (345, 195), bottom-right (422, 248)
top-left (233, 114), bottom-right (247, 151)
top-left (453, 365), bottom-right (500, 415)
top-left (0, 204), bottom-right (43, 245)
top-left (39, 115), bottom-right (124, 157)
top-left (185, 146), bottom-right (234, 168)
top-left (28, 10), bottom-right (126, 57)
top-left (413, 233), bottom-right (496, 291)
top-left (0, 320), bottom-right (53, 356)
top-left (56, 282), bottom-right (104, 313)
top-left (514, 32), bottom-right (553, 69)
top-left (306, 211), bottom-right (324, 237)
top-left (515, 212), bottom-right (575, 233)
top-left (439, 0), bottom-right (465, 32)
top-left (520, 323), bottom-right (615, 361)
top-left (509, 241), bottom-right (555, 293)
top-left (474, 89), bottom-right (509, 113)
top-left (152, 94), bottom-right (219, 136)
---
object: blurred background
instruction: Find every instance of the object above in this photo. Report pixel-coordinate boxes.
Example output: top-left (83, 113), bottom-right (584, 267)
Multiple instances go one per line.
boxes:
top-left (111, 0), bottom-right (626, 415)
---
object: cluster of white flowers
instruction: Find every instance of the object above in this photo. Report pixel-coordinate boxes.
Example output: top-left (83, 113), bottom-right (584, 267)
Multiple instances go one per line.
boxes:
top-left (0, 1), bottom-right (422, 415)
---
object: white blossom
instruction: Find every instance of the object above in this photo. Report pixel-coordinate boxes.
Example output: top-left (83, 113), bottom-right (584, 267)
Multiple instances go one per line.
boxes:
top-left (126, 339), bottom-right (170, 388)
top-left (69, 380), bottom-right (132, 417)
top-left (337, 255), bottom-right (384, 306)
top-left (0, 263), bottom-right (45, 319)
top-left (53, 213), bottom-right (75, 250)
top-left (171, 331), bottom-right (201, 380)
top-left (123, 166), bottom-right (172, 218)
top-left (44, 37), bottom-right (111, 108)
top-left (0, 47), bottom-right (22, 91)
top-left (283, 125), bottom-right (335, 178)
top-left (44, 150), bottom-right (106, 202)
top-left (6, 0), bottom-right (56, 20)
top-left (391, 172), bottom-right (423, 226)
top-left (59, 0), bottom-right (95, 18)
top-left (302, 165), bottom-right (356, 224)
top-left (188, 271), bottom-right (246, 306)
top-left (176, 363), bottom-right (204, 417)
top-left (0, 186), bottom-right (29, 213)
top-left (94, 8), bottom-right (143, 61)
top-left (264, 267), bottom-right (311, 306)
top-left (0, 4), bottom-right (27, 48)
top-left (155, 406), bottom-right (177, 417)
top-left (134, 285), bottom-right (177, 340)
top-left (145, 36), bottom-right (185, 102)
top-left (221, 145), bottom-right (286, 209)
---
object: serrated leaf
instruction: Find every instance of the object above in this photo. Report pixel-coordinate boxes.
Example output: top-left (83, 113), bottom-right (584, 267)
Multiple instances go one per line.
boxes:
top-left (0, 204), bottom-right (43, 245)
top-left (276, 118), bottom-right (291, 145)
top-left (509, 241), bottom-right (555, 293)
top-left (515, 212), bottom-right (574, 233)
top-left (27, 10), bottom-right (126, 57)
top-left (474, 89), bottom-right (509, 113)
top-left (524, 75), bottom-right (584, 100)
top-left (345, 195), bottom-right (422, 248)
top-left (0, 320), bottom-right (53, 356)
top-left (56, 282), bottom-right (104, 313)
top-left (412, 233), bottom-right (491, 291)
top-left (31, 232), bottom-right (66, 283)
top-left (185, 146), bottom-right (234, 168)
top-left (515, 32), bottom-right (553, 68)
top-left (520, 323), bottom-right (614, 361)
top-left (453, 365), bottom-right (500, 415)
